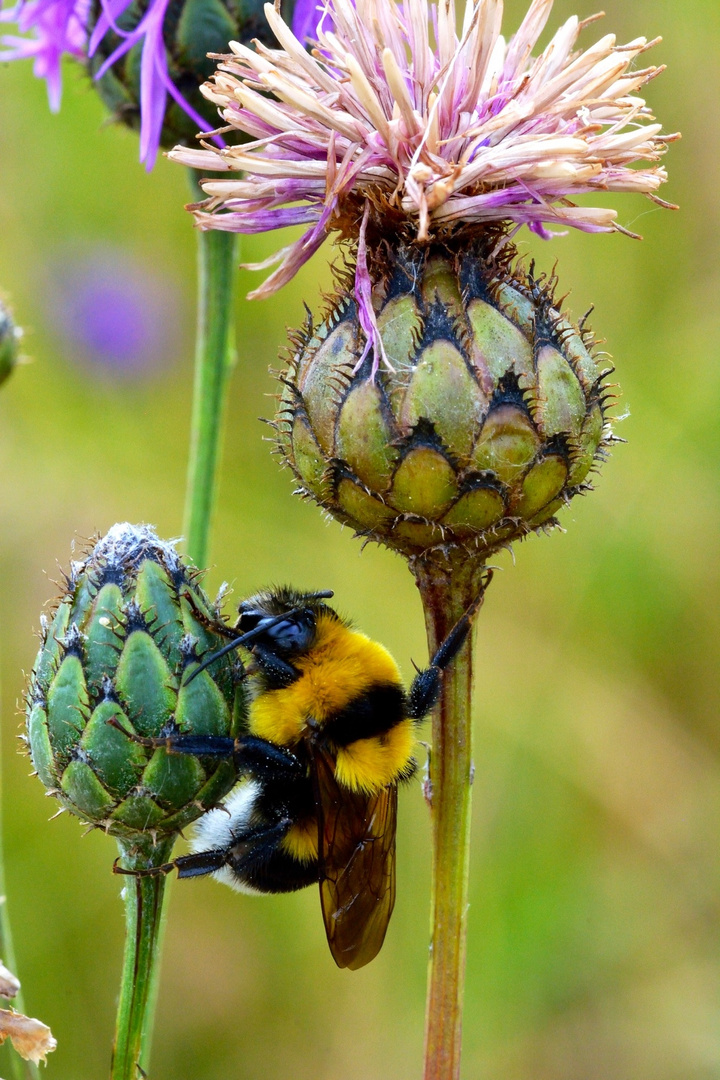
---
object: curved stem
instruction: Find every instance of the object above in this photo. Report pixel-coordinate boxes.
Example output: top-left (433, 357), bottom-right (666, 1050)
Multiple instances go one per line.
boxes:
top-left (413, 559), bottom-right (490, 1080)
top-left (183, 171), bottom-right (239, 568)
top-left (111, 838), bottom-right (175, 1080)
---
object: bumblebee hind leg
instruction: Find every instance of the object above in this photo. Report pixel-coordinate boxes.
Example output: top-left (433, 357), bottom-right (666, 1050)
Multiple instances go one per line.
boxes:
top-left (177, 819), bottom-right (292, 882)
top-left (113, 817), bottom-right (293, 884)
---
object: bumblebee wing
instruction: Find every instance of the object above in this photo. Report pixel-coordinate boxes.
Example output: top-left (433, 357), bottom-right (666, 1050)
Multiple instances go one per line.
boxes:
top-left (312, 745), bottom-right (397, 970)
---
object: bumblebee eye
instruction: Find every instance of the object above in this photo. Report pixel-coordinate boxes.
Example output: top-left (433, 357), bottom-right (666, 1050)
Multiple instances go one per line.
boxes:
top-left (262, 610), bottom-right (316, 654)
top-left (237, 611), bottom-right (263, 633)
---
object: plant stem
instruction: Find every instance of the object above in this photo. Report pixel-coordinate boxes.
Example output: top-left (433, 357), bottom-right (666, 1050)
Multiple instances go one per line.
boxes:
top-left (413, 558), bottom-right (490, 1080)
top-left (111, 837), bottom-right (175, 1080)
top-left (183, 172), bottom-right (239, 568)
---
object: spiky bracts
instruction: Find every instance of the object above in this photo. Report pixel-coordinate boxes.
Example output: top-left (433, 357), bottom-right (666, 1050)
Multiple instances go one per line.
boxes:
top-left (170, 0), bottom-right (675, 368)
top-left (274, 242), bottom-right (615, 563)
top-left (25, 523), bottom-right (246, 841)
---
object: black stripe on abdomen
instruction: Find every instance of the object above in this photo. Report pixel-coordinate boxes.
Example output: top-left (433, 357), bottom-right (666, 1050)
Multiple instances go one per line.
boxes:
top-left (241, 849), bottom-right (319, 894)
top-left (320, 682), bottom-right (406, 747)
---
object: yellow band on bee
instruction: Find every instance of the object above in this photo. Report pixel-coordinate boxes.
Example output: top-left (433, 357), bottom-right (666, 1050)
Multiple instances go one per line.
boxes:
top-left (249, 613), bottom-right (403, 748)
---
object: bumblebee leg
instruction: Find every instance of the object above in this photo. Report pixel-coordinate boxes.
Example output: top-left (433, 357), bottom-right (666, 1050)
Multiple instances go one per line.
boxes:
top-left (113, 857), bottom-right (176, 878)
top-left (250, 644), bottom-right (299, 688)
top-left (407, 573), bottom-right (492, 721)
top-left (106, 716), bottom-right (237, 758)
top-left (176, 819), bottom-right (292, 880)
top-left (107, 718), bottom-right (305, 780)
top-left (180, 588), bottom-right (241, 640)
top-left (173, 850), bottom-right (230, 878)
top-left (113, 817), bottom-right (293, 882)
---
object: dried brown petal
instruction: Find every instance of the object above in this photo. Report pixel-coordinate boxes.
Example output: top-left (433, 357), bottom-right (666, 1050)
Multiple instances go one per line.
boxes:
top-left (0, 961), bottom-right (20, 1000)
top-left (0, 1008), bottom-right (57, 1064)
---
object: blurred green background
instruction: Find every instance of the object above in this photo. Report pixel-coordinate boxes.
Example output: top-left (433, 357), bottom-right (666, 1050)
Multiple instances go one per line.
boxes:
top-left (0, 0), bottom-right (718, 1077)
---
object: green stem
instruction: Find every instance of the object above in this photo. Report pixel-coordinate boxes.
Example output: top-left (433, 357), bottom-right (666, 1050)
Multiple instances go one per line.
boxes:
top-left (111, 838), bottom-right (175, 1080)
top-left (413, 558), bottom-right (490, 1080)
top-left (183, 172), bottom-right (239, 568)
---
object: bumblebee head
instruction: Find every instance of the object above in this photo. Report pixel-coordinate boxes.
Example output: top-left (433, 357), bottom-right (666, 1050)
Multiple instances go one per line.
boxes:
top-left (236, 588), bottom-right (336, 657)
top-left (183, 589), bottom-right (336, 685)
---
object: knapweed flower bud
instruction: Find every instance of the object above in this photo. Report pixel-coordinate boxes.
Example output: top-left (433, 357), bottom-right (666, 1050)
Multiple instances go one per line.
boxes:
top-left (0, 298), bottom-right (20, 387)
top-left (26, 524), bottom-right (246, 841)
top-left (88, 0), bottom-right (300, 155)
top-left (170, 0), bottom-right (674, 560)
top-left (276, 241), bottom-right (612, 560)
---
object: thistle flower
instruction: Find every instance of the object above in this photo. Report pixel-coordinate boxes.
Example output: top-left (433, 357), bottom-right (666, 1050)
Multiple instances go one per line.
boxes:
top-left (170, 0), bottom-right (675, 364)
top-left (0, 0), bottom-right (320, 167)
top-left (26, 523), bottom-right (246, 840)
top-left (171, 0), bottom-right (675, 564)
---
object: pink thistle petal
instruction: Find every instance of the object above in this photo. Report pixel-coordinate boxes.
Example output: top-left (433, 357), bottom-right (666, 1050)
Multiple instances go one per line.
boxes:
top-left (353, 201), bottom-right (390, 376)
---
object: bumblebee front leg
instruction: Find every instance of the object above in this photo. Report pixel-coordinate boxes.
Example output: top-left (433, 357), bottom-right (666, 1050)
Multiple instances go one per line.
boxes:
top-left (180, 587), bottom-right (242, 640)
top-left (107, 717), bottom-right (305, 782)
top-left (407, 572), bottom-right (492, 721)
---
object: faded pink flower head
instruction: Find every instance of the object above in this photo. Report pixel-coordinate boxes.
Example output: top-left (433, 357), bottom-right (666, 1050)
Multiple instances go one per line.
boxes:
top-left (171, 0), bottom-right (676, 368)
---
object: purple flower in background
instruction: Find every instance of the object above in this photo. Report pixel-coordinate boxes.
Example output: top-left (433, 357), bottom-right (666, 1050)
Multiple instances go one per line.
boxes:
top-left (0, 0), bottom-right (87, 110)
top-left (1, 0), bottom-right (321, 167)
top-left (49, 247), bottom-right (182, 376)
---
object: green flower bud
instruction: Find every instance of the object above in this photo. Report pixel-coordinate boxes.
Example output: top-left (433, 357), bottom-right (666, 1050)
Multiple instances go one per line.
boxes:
top-left (277, 242), bottom-right (614, 563)
top-left (26, 524), bottom-right (246, 841)
top-left (88, 0), bottom-right (298, 150)
top-left (0, 299), bottom-right (20, 387)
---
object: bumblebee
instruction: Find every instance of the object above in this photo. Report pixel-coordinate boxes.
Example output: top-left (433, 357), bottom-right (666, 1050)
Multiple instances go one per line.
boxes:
top-left (115, 585), bottom-right (485, 969)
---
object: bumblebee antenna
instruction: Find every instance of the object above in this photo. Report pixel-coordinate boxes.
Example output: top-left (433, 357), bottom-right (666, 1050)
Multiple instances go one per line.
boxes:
top-left (184, 591), bottom-right (334, 686)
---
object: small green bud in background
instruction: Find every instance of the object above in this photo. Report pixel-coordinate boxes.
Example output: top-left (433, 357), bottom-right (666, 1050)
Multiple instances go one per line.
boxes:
top-left (0, 298), bottom-right (21, 387)
top-left (277, 241), bottom-right (615, 564)
top-left (25, 523), bottom-right (246, 842)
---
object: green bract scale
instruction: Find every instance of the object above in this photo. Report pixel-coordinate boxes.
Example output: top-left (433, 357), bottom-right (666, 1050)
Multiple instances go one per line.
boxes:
top-left (89, 0), bottom-right (297, 149)
top-left (25, 524), bottom-right (246, 841)
top-left (277, 242), bottom-right (615, 562)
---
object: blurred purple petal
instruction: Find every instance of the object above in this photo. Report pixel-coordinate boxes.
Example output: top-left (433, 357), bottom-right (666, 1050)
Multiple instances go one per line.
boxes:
top-left (88, 0), bottom-right (133, 54)
top-left (290, 0), bottom-right (322, 43)
top-left (48, 246), bottom-right (183, 377)
top-left (1, 0), bottom-right (88, 110)
top-left (138, 0), bottom-right (169, 168)
top-left (2, 0), bottom-right (323, 167)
